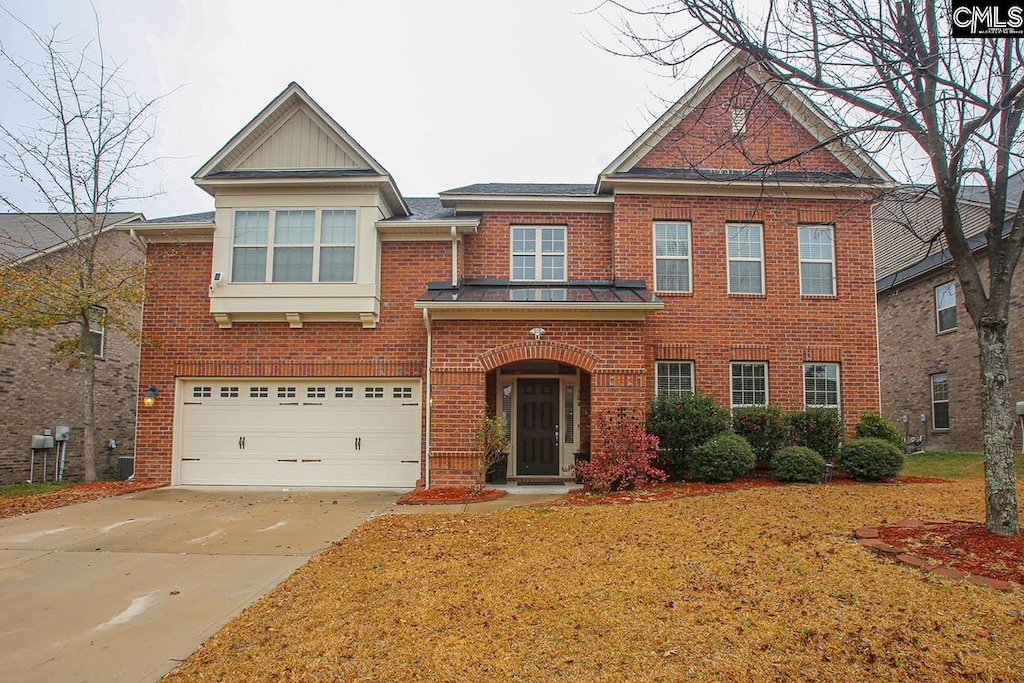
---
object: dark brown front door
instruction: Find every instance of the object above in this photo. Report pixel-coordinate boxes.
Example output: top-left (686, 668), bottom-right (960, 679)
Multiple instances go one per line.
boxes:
top-left (516, 378), bottom-right (559, 476)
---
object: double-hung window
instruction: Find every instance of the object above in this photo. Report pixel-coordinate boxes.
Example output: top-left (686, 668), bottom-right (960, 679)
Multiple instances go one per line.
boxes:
top-left (231, 208), bottom-right (358, 283)
top-left (88, 306), bottom-right (105, 358)
top-left (804, 363), bottom-right (840, 410)
top-left (935, 281), bottom-right (957, 333)
top-left (799, 225), bottom-right (836, 296)
top-left (730, 362), bottom-right (768, 409)
top-left (511, 226), bottom-right (566, 281)
top-left (727, 223), bottom-right (764, 294)
top-left (656, 361), bottom-right (695, 397)
top-left (654, 222), bottom-right (691, 292)
top-left (931, 373), bottom-right (950, 430)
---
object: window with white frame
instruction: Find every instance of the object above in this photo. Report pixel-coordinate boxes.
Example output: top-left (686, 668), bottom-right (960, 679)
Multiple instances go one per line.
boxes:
top-left (799, 225), bottom-right (836, 296)
top-left (654, 222), bottom-right (691, 292)
top-left (511, 226), bottom-right (566, 281)
top-left (88, 307), bottom-right (105, 358)
top-left (804, 363), bottom-right (840, 410)
top-left (727, 224), bottom-right (764, 294)
top-left (730, 362), bottom-right (767, 408)
top-left (656, 361), bottom-right (695, 397)
top-left (935, 281), bottom-right (957, 333)
top-left (230, 208), bottom-right (357, 283)
top-left (931, 373), bottom-right (950, 430)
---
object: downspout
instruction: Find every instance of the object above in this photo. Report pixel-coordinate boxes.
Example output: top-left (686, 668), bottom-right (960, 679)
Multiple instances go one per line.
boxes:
top-left (450, 226), bottom-right (459, 286)
top-left (423, 307), bottom-right (432, 489)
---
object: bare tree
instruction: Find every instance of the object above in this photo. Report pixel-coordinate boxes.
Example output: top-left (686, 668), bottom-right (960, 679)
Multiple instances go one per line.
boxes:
top-left (598, 0), bottom-right (1024, 535)
top-left (0, 11), bottom-right (158, 481)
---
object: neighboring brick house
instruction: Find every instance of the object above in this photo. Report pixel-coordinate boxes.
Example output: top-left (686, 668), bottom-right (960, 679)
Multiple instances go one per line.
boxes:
top-left (130, 50), bottom-right (887, 488)
top-left (874, 174), bottom-right (1023, 452)
top-left (0, 212), bottom-right (145, 484)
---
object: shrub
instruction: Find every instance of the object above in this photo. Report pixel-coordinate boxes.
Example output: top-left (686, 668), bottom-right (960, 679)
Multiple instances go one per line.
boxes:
top-left (854, 412), bottom-right (904, 448)
top-left (789, 408), bottom-right (845, 460)
top-left (771, 445), bottom-right (826, 482)
top-left (576, 410), bottom-right (666, 492)
top-left (690, 433), bottom-right (756, 483)
top-left (836, 437), bottom-right (904, 481)
top-left (647, 392), bottom-right (731, 478)
top-left (732, 406), bottom-right (791, 462)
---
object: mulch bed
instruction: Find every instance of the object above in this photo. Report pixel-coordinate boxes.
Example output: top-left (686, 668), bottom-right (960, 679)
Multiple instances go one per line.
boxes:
top-left (0, 481), bottom-right (162, 519)
top-left (396, 487), bottom-right (507, 505)
top-left (878, 520), bottom-right (1024, 586)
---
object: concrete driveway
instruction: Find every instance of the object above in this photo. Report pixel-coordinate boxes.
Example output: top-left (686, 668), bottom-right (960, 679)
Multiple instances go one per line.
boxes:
top-left (0, 487), bottom-right (400, 682)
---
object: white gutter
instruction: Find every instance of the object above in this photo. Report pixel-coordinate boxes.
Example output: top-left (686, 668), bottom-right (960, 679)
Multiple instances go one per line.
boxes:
top-left (422, 307), bottom-right (432, 489)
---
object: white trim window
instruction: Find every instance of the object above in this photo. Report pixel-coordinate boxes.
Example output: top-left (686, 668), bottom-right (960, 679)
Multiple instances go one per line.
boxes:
top-left (654, 222), bottom-right (691, 292)
top-left (727, 223), bottom-right (764, 294)
top-left (511, 225), bottom-right (566, 281)
top-left (656, 361), bottom-right (695, 397)
top-left (931, 372), bottom-right (950, 430)
top-left (798, 225), bottom-right (836, 296)
top-left (730, 362), bottom-right (768, 408)
top-left (88, 306), bottom-right (105, 358)
top-left (935, 281), bottom-right (957, 333)
top-left (804, 363), bottom-right (840, 410)
top-left (230, 208), bottom-right (358, 283)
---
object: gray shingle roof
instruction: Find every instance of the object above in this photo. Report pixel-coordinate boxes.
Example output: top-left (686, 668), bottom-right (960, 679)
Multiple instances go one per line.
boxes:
top-left (612, 167), bottom-right (881, 184)
top-left (441, 183), bottom-right (597, 196)
top-left (417, 279), bottom-right (659, 304)
top-left (204, 169), bottom-right (378, 180)
top-left (0, 212), bottom-right (142, 261)
top-left (145, 211), bottom-right (215, 224)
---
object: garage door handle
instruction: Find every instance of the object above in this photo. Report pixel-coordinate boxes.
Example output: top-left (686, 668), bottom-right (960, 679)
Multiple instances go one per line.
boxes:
top-left (301, 458), bottom-right (321, 463)
top-left (402, 402), bottom-right (419, 406)
top-left (302, 402), bottom-right (323, 406)
top-left (239, 436), bottom-right (246, 450)
top-left (182, 458), bottom-right (200, 461)
top-left (278, 458), bottom-right (297, 462)
top-left (401, 459), bottom-right (417, 463)
top-left (355, 437), bottom-right (361, 451)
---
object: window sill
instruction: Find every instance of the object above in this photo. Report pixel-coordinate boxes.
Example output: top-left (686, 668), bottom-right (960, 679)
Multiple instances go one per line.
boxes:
top-left (727, 293), bottom-right (767, 299)
top-left (654, 291), bottom-right (694, 297)
top-left (936, 327), bottom-right (958, 336)
top-left (800, 294), bottom-right (837, 300)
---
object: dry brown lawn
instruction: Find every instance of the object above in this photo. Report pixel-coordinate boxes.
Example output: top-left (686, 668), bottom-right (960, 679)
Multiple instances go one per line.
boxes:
top-left (164, 480), bottom-right (1024, 682)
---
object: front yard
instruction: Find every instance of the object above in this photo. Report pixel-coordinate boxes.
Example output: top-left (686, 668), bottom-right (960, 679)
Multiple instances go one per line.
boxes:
top-left (164, 479), bottom-right (1024, 682)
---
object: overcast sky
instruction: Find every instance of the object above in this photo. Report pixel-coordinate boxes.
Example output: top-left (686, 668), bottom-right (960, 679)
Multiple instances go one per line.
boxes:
top-left (0, 0), bottom-right (724, 219)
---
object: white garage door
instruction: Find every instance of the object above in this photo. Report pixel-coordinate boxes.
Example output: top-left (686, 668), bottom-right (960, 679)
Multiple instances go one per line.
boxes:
top-left (177, 378), bottom-right (421, 487)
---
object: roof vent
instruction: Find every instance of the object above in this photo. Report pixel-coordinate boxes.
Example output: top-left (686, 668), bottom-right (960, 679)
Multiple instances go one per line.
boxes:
top-left (729, 108), bottom-right (747, 135)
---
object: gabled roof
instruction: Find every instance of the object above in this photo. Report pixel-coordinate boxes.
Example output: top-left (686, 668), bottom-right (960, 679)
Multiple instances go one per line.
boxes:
top-left (0, 212), bottom-right (144, 263)
top-left (442, 183), bottom-right (597, 197)
top-left (193, 82), bottom-right (409, 216)
top-left (599, 48), bottom-right (892, 189)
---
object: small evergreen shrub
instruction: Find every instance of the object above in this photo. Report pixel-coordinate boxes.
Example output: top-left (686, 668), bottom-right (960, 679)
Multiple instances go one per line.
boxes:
top-left (647, 393), bottom-right (731, 478)
top-left (836, 437), bottom-right (904, 481)
top-left (854, 412), bottom-right (904, 448)
top-left (771, 445), bottom-right (826, 483)
top-left (789, 408), bottom-right (844, 460)
top-left (576, 410), bottom-right (666, 492)
top-left (732, 406), bottom-right (791, 462)
top-left (690, 433), bottom-right (756, 483)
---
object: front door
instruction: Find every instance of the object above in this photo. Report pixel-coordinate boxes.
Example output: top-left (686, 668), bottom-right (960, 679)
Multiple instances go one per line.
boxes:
top-left (516, 378), bottom-right (559, 476)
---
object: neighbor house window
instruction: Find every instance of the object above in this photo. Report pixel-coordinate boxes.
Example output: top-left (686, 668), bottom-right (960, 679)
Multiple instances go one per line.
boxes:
top-left (935, 281), bottom-right (957, 333)
top-left (799, 225), bottom-right (836, 296)
top-left (230, 208), bottom-right (358, 283)
top-left (656, 361), bottom-right (695, 397)
top-left (931, 373), bottom-right (950, 430)
top-left (654, 222), bottom-right (691, 292)
top-left (804, 363), bottom-right (840, 410)
top-left (731, 362), bottom-right (768, 408)
top-left (88, 306), bottom-right (105, 358)
top-left (511, 226), bottom-right (566, 281)
top-left (727, 224), bottom-right (764, 294)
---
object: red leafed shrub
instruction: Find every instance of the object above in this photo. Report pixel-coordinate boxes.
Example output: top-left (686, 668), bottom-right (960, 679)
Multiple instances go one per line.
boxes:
top-left (575, 409), bottom-right (666, 492)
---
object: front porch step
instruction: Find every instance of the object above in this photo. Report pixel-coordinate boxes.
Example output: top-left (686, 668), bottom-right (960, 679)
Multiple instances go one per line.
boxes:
top-left (508, 476), bottom-right (576, 484)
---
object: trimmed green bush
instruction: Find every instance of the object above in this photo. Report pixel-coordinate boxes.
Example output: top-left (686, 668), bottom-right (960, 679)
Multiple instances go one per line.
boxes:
top-left (690, 433), bottom-right (756, 483)
top-left (854, 412), bottom-right (903, 448)
top-left (771, 445), bottom-right (826, 483)
top-left (837, 437), bottom-right (904, 481)
top-left (789, 408), bottom-right (844, 460)
top-left (732, 405), bottom-right (791, 462)
top-left (647, 393), bottom-right (731, 478)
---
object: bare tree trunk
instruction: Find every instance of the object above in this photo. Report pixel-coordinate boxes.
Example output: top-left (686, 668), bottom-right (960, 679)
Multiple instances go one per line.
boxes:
top-left (81, 316), bottom-right (97, 482)
top-left (979, 318), bottom-right (1019, 536)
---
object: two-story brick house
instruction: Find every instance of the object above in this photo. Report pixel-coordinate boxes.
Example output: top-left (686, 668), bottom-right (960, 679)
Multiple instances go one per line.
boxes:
top-left (130, 50), bottom-right (887, 488)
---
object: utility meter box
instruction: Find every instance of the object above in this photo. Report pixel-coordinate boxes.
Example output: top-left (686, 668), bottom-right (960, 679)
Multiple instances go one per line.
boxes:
top-left (1016, 402), bottom-right (1024, 416)
top-left (55, 426), bottom-right (70, 442)
top-left (31, 435), bottom-right (54, 449)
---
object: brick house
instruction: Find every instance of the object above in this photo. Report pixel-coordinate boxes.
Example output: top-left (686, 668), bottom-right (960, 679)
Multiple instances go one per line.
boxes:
top-left (874, 174), bottom-right (1023, 452)
top-left (0, 212), bottom-right (145, 484)
top-left (130, 50), bottom-right (887, 488)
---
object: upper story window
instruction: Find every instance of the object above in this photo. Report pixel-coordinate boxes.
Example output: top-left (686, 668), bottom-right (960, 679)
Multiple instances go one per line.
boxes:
top-left (730, 362), bottom-right (768, 409)
top-left (799, 225), bottom-right (836, 296)
top-left (511, 226), bottom-right (566, 281)
top-left (654, 222), bottom-right (691, 293)
top-left (88, 306), bottom-right (105, 358)
top-left (727, 223), bottom-right (764, 294)
top-left (656, 361), bottom-right (694, 397)
top-left (231, 208), bottom-right (357, 284)
top-left (935, 281), bottom-right (957, 333)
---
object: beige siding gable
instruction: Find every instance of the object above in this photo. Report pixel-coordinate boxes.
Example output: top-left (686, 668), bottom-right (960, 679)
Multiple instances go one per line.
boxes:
top-left (236, 107), bottom-right (367, 171)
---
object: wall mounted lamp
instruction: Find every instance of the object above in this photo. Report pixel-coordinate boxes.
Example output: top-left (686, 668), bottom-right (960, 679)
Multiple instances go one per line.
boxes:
top-left (530, 327), bottom-right (546, 340)
top-left (143, 384), bottom-right (160, 407)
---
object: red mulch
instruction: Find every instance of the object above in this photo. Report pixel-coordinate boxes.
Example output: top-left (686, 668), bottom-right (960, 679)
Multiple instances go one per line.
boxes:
top-left (396, 487), bottom-right (507, 505)
top-left (880, 521), bottom-right (1024, 585)
top-left (0, 481), bottom-right (163, 519)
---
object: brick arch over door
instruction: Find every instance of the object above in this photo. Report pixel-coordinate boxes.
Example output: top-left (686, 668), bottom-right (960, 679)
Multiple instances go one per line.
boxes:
top-left (476, 341), bottom-right (599, 373)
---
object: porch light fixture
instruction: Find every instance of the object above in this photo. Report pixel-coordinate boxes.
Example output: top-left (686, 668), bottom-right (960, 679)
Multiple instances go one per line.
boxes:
top-left (143, 384), bottom-right (160, 407)
top-left (530, 327), bottom-right (546, 340)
